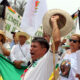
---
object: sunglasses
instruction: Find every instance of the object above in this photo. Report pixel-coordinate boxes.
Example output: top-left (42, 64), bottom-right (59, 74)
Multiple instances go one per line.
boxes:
top-left (69, 39), bottom-right (80, 43)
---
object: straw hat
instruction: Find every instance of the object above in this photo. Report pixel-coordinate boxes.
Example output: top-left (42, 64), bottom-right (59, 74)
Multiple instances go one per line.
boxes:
top-left (16, 32), bottom-right (30, 40)
top-left (0, 30), bottom-right (6, 42)
top-left (42, 9), bottom-right (75, 37)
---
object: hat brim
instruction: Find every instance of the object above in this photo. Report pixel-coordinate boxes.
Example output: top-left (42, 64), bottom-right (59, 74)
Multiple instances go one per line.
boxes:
top-left (16, 32), bottom-right (30, 40)
top-left (42, 9), bottom-right (75, 37)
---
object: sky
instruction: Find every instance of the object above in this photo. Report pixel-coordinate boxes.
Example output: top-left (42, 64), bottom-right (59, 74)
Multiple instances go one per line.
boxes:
top-left (0, 0), bottom-right (80, 33)
top-left (47, 0), bottom-right (80, 15)
top-left (0, 0), bottom-right (80, 15)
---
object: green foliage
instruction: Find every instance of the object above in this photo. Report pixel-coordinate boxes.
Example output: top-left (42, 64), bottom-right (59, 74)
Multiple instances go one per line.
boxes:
top-left (5, 23), bottom-right (11, 31)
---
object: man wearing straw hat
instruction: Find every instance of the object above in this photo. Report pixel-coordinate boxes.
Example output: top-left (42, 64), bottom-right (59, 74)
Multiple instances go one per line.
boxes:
top-left (21, 12), bottom-right (62, 80)
top-left (20, 9), bottom-right (74, 80)
top-left (43, 9), bottom-right (74, 80)
top-left (10, 32), bottom-right (31, 69)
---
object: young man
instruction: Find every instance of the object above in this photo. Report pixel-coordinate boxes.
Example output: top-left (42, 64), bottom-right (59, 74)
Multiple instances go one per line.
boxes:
top-left (10, 32), bottom-right (31, 68)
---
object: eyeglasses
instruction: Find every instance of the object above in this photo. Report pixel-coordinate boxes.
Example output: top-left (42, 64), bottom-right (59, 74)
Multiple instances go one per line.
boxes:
top-left (69, 39), bottom-right (80, 43)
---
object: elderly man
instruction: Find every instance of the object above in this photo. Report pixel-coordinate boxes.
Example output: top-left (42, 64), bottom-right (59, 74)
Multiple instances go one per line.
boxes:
top-left (10, 32), bottom-right (31, 68)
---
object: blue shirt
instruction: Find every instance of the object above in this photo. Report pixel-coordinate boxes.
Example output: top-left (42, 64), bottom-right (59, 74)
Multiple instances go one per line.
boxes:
top-left (10, 40), bottom-right (15, 49)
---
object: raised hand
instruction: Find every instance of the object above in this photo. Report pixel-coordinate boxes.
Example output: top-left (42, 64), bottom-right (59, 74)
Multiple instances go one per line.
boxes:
top-left (51, 15), bottom-right (59, 24)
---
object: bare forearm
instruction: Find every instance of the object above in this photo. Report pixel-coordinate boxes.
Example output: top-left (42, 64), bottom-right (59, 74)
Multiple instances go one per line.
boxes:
top-left (51, 15), bottom-right (61, 51)
top-left (52, 21), bottom-right (60, 42)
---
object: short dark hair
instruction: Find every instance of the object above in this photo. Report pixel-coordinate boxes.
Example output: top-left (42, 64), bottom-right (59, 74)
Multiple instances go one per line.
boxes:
top-left (32, 37), bottom-right (49, 52)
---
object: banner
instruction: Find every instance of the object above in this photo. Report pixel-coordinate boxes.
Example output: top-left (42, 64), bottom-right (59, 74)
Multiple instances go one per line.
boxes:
top-left (5, 6), bottom-right (22, 39)
top-left (20, 0), bottom-right (47, 36)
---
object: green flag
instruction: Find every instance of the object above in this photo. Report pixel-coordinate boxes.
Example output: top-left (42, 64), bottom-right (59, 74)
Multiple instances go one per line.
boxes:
top-left (0, 54), bottom-right (26, 80)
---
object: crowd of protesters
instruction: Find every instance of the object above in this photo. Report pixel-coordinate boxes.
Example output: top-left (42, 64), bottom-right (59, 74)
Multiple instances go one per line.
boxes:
top-left (0, 9), bottom-right (80, 80)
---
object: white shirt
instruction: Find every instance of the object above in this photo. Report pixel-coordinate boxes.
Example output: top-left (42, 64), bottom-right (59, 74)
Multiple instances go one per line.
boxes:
top-left (60, 50), bottom-right (80, 80)
top-left (22, 51), bottom-right (53, 80)
top-left (10, 43), bottom-right (31, 66)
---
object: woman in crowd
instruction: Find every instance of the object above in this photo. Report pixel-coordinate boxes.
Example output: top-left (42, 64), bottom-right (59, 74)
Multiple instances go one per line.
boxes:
top-left (0, 30), bottom-right (10, 56)
top-left (0, 30), bottom-right (10, 80)
top-left (60, 34), bottom-right (80, 80)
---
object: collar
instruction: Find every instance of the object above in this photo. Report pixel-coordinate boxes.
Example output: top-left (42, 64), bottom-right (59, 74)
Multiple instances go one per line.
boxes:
top-left (19, 42), bottom-right (26, 46)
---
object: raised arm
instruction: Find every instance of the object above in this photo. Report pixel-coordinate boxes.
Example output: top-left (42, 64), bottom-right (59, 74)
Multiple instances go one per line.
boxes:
top-left (51, 15), bottom-right (61, 51)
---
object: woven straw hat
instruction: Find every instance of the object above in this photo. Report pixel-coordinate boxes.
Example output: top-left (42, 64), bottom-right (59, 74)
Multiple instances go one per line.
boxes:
top-left (0, 30), bottom-right (6, 42)
top-left (42, 9), bottom-right (74, 37)
top-left (16, 32), bottom-right (30, 40)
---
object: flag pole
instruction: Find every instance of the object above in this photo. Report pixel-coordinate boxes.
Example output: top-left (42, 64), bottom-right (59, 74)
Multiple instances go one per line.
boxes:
top-left (52, 35), bottom-right (60, 80)
top-left (52, 38), bottom-right (56, 80)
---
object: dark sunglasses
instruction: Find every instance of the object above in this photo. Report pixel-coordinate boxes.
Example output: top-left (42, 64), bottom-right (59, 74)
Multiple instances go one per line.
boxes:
top-left (69, 39), bottom-right (80, 43)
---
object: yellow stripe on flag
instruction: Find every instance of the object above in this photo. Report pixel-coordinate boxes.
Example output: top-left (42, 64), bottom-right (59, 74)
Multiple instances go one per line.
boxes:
top-left (49, 72), bottom-right (54, 80)
top-left (0, 75), bottom-right (3, 80)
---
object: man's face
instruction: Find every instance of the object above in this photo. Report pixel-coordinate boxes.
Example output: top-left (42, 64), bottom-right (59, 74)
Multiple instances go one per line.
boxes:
top-left (30, 42), bottom-right (46, 61)
top-left (19, 36), bottom-right (27, 44)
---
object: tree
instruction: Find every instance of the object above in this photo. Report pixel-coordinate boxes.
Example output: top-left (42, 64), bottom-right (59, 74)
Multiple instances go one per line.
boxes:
top-left (12, 0), bottom-right (26, 16)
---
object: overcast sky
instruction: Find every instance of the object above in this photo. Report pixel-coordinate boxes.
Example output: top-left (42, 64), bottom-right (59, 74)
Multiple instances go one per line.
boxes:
top-left (0, 0), bottom-right (80, 33)
top-left (47, 0), bottom-right (80, 15)
top-left (0, 0), bottom-right (80, 14)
